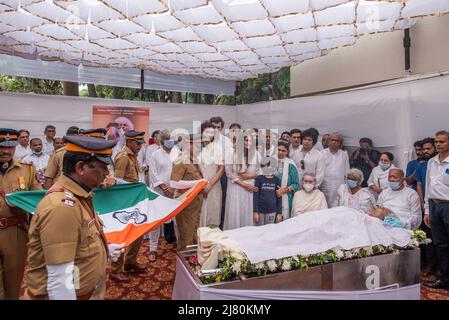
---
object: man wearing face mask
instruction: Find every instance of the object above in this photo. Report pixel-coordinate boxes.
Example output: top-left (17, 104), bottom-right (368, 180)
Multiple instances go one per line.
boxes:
top-left (23, 138), bottom-right (50, 186)
top-left (0, 129), bottom-right (42, 300)
top-left (170, 134), bottom-right (204, 251)
top-left (147, 130), bottom-right (177, 259)
top-left (376, 168), bottom-right (421, 230)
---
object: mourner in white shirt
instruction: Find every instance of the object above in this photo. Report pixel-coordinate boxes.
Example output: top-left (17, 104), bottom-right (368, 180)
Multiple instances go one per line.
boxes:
top-left (14, 129), bottom-right (32, 160)
top-left (320, 133), bottom-right (350, 207)
top-left (291, 128), bottom-right (325, 188)
top-left (147, 130), bottom-right (176, 260)
top-left (376, 168), bottom-right (421, 230)
top-left (22, 138), bottom-right (49, 185)
top-left (368, 152), bottom-right (396, 196)
top-left (42, 125), bottom-right (56, 155)
top-left (423, 131), bottom-right (449, 290)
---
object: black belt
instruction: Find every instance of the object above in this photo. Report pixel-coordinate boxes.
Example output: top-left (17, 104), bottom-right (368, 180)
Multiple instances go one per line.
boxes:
top-left (431, 199), bottom-right (449, 204)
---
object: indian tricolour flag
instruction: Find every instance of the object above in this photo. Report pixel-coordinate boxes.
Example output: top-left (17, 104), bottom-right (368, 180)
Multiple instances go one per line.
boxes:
top-left (6, 180), bottom-right (207, 247)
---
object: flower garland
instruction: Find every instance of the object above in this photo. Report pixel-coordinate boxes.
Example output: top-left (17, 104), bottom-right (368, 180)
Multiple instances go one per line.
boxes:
top-left (189, 229), bottom-right (427, 285)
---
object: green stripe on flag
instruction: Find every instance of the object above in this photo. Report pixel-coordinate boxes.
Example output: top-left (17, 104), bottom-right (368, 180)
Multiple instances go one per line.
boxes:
top-left (5, 190), bottom-right (45, 213)
top-left (93, 183), bottom-right (158, 214)
top-left (5, 182), bottom-right (159, 215)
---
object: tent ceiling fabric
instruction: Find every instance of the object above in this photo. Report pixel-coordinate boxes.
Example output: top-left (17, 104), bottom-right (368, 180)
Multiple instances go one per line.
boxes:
top-left (0, 1), bottom-right (448, 81)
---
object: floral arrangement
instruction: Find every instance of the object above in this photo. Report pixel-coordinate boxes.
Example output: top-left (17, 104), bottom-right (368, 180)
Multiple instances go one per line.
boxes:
top-left (188, 229), bottom-right (427, 285)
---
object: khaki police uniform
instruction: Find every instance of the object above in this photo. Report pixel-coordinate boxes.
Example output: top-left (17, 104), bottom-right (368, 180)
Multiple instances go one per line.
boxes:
top-left (171, 157), bottom-right (204, 251)
top-left (26, 175), bottom-right (108, 300)
top-left (44, 146), bottom-right (66, 182)
top-left (25, 135), bottom-right (116, 300)
top-left (0, 159), bottom-right (42, 299)
top-left (111, 145), bottom-right (142, 274)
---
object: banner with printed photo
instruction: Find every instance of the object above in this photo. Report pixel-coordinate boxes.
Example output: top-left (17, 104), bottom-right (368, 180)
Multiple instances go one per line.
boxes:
top-left (92, 106), bottom-right (150, 141)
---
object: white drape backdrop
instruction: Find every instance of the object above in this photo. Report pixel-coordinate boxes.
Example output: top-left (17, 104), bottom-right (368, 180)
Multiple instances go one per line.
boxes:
top-left (0, 73), bottom-right (448, 169)
top-left (237, 73), bottom-right (449, 169)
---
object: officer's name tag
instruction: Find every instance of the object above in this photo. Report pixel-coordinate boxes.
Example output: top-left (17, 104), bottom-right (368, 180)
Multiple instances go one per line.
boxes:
top-left (64, 200), bottom-right (75, 206)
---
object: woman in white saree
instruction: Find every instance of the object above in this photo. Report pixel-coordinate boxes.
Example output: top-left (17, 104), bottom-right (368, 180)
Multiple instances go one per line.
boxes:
top-left (198, 122), bottom-right (225, 227)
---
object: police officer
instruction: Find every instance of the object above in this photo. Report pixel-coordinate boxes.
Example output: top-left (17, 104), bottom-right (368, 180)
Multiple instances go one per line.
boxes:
top-left (110, 130), bottom-right (147, 282)
top-left (0, 128), bottom-right (42, 299)
top-left (25, 135), bottom-right (123, 300)
top-left (170, 134), bottom-right (204, 251)
top-left (44, 126), bottom-right (80, 189)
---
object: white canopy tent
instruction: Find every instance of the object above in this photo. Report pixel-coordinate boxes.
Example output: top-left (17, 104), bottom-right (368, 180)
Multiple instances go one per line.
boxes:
top-left (0, 0), bottom-right (448, 93)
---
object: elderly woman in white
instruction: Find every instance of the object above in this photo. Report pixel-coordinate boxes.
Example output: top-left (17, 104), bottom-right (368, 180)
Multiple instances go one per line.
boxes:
top-left (292, 172), bottom-right (328, 216)
top-left (368, 152), bottom-right (396, 196)
top-left (336, 168), bottom-right (376, 214)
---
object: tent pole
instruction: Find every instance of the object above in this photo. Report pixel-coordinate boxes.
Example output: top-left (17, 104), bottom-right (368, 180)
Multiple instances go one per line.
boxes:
top-left (140, 69), bottom-right (144, 100)
top-left (403, 29), bottom-right (411, 71)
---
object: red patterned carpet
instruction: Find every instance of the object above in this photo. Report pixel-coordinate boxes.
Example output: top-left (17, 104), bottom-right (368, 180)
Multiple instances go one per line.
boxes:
top-left (105, 239), bottom-right (177, 300)
top-left (21, 238), bottom-right (449, 300)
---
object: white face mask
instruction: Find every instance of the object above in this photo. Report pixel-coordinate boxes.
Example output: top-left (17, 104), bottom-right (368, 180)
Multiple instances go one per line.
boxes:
top-left (303, 183), bottom-right (314, 193)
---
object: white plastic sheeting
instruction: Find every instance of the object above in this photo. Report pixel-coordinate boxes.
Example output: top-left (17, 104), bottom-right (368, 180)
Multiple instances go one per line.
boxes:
top-left (0, 54), bottom-right (236, 95)
top-left (0, 0), bottom-right (449, 80)
top-left (172, 255), bottom-right (421, 300)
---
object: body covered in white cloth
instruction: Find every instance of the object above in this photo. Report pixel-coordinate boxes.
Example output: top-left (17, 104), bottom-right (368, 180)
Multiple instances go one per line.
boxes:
top-left (219, 207), bottom-right (412, 264)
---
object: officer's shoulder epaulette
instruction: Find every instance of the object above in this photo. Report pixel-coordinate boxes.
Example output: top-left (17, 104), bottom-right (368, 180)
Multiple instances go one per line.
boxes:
top-left (61, 190), bottom-right (77, 207)
top-left (45, 188), bottom-right (77, 207)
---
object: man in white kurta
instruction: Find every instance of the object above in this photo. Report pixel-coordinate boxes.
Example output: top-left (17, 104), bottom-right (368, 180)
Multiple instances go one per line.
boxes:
top-left (377, 168), bottom-right (421, 230)
top-left (147, 132), bottom-right (176, 259)
top-left (320, 133), bottom-right (350, 208)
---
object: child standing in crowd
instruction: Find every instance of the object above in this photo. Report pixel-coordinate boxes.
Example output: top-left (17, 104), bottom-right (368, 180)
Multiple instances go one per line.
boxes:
top-left (253, 158), bottom-right (283, 226)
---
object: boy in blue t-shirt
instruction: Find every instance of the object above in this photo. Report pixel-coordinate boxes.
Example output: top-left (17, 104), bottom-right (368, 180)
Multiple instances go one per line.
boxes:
top-left (253, 158), bottom-right (283, 226)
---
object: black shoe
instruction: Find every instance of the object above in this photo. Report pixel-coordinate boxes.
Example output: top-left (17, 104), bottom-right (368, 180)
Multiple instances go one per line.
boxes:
top-left (166, 236), bottom-right (177, 244)
top-left (424, 280), bottom-right (449, 290)
top-left (422, 265), bottom-right (437, 276)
